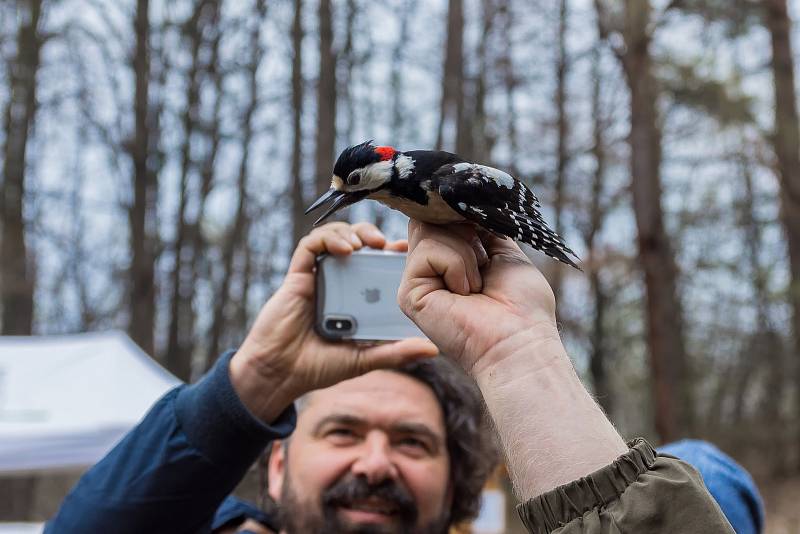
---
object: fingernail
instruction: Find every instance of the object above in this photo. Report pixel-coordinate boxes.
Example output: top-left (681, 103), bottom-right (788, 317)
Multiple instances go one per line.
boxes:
top-left (350, 233), bottom-right (362, 246)
top-left (368, 228), bottom-right (385, 240)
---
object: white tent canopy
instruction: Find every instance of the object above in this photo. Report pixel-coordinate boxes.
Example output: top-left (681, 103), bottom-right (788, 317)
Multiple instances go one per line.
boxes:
top-left (0, 331), bottom-right (180, 474)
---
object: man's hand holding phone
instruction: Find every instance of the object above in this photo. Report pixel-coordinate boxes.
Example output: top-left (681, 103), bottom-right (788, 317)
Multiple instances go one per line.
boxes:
top-left (229, 222), bottom-right (438, 424)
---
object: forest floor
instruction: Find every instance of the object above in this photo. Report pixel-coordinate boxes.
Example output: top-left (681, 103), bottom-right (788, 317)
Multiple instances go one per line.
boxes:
top-left (762, 475), bottom-right (800, 533)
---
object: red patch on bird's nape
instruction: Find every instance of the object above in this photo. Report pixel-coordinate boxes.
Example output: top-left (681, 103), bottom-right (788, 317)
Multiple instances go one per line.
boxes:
top-left (374, 146), bottom-right (396, 161)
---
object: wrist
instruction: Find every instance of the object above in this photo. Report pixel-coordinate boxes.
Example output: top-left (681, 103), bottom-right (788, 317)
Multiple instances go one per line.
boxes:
top-left (470, 322), bottom-right (565, 381)
top-left (229, 344), bottom-right (301, 424)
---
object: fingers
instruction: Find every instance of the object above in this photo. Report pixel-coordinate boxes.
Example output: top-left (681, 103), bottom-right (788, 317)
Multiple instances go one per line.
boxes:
top-left (351, 222), bottom-right (387, 249)
top-left (477, 229), bottom-right (531, 266)
top-left (409, 220), bottom-right (488, 267)
top-left (385, 239), bottom-right (408, 252)
top-left (406, 221), bottom-right (483, 294)
top-left (353, 338), bottom-right (439, 374)
top-left (288, 222), bottom-right (386, 274)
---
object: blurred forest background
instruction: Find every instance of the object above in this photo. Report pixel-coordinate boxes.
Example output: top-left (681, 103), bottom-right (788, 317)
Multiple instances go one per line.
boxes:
top-left (3, 0), bottom-right (800, 529)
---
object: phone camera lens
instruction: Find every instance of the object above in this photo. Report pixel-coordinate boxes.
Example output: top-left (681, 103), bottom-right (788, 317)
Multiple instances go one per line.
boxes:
top-left (325, 318), bottom-right (353, 332)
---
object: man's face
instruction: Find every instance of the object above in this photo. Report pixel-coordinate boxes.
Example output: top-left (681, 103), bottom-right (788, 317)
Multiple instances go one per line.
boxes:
top-left (268, 370), bottom-right (451, 534)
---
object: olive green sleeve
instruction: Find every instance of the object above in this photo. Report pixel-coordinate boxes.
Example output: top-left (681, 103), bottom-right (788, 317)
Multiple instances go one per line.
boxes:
top-left (516, 438), bottom-right (734, 534)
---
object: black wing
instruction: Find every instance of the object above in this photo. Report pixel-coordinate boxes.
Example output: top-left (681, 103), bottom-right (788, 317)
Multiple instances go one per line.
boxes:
top-left (435, 163), bottom-right (581, 270)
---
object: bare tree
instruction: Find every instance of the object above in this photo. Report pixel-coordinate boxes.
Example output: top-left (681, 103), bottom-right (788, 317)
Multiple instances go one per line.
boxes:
top-left (737, 144), bottom-right (784, 461)
top-left (165, 0), bottom-right (222, 380)
top-left (595, 0), bottom-right (692, 441)
top-left (582, 43), bottom-right (614, 417)
top-left (550, 0), bottom-right (570, 304)
top-left (339, 0), bottom-right (357, 144)
top-left (206, 0), bottom-right (266, 367)
top-left (127, 0), bottom-right (159, 355)
top-left (435, 0), bottom-right (467, 155)
top-left (469, 0), bottom-right (498, 164)
top-left (389, 0), bottom-right (414, 148)
top-left (763, 0), bottom-right (800, 456)
top-left (290, 0), bottom-right (307, 245)
top-left (314, 0), bottom-right (337, 197)
top-left (1, 0), bottom-right (44, 336)
top-left (0, 0), bottom-right (44, 519)
top-left (497, 0), bottom-right (519, 178)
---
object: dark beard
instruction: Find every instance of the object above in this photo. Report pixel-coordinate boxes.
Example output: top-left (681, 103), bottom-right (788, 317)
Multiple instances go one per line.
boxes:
top-left (278, 473), bottom-right (450, 534)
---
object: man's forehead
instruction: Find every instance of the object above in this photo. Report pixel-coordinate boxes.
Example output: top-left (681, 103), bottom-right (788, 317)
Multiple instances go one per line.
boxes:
top-left (299, 370), bottom-right (444, 428)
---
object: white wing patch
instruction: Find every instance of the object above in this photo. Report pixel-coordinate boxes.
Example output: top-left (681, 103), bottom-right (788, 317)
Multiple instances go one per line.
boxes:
top-left (451, 162), bottom-right (474, 173)
top-left (395, 154), bottom-right (415, 179)
top-left (451, 162), bottom-right (515, 189)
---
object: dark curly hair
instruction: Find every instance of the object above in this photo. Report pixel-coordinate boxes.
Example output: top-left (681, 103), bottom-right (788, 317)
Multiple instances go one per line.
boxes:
top-left (280, 357), bottom-right (499, 527)
top-left (393, 357), bottom-right (499, 525)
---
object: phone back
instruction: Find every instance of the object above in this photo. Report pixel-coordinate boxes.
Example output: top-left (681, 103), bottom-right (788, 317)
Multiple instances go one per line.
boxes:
top-left (316, 250), bottom-right (425, 341)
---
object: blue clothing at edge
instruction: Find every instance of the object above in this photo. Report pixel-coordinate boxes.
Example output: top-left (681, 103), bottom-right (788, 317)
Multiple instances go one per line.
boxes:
top-left (46, 351), bottom-right (293, 533)
top-left (45, 351), bottom-right (764, 533)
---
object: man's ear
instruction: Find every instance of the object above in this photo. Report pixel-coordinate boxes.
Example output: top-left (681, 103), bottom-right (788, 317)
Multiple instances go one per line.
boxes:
top-left (267, 440), bottom-right (286, 502)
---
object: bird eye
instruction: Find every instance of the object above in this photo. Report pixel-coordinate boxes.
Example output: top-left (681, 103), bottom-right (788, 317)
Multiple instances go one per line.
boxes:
top-left (347, 171), bottom-right (361, 186)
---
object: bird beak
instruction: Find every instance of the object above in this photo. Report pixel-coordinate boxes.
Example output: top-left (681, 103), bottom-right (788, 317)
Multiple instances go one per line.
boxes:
top-left (305, 187), bottom-right (342, 215)
top-left (305, 187), bottom-right (367, 226)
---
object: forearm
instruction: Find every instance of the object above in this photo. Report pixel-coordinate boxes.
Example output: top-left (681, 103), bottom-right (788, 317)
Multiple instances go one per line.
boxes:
top-left (474, 330), bottom-right (627, 500)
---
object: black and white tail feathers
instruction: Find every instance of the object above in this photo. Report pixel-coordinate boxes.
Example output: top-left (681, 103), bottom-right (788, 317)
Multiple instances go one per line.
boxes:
top-left (435, 162), bottom-right (581, 270)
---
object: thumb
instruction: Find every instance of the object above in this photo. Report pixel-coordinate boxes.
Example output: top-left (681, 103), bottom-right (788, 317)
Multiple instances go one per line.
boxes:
top-left (353, 337), bottom-right (439, 374)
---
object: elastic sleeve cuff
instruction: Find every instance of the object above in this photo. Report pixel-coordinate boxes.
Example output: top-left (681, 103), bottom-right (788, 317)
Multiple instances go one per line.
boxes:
top-left (516, 438), bottom-right (656, 534)
top-left (175, 350), bottom-right (297, 468)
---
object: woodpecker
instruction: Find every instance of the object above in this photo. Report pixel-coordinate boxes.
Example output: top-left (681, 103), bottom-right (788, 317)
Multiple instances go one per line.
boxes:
top-left (305, 140), bottom-right (580, 269)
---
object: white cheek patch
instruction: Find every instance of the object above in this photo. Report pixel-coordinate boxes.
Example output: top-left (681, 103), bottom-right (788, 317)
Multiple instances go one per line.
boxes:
top-left (452, 163), bottom-right (515, 189)
top-left (331, 175), bottom-right (344, 190)
top-left (351, 160), bottom-right (393, 191)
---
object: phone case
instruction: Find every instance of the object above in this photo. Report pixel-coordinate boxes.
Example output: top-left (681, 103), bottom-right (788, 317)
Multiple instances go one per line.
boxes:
top-left (315, 250), bottom-right (425, 341)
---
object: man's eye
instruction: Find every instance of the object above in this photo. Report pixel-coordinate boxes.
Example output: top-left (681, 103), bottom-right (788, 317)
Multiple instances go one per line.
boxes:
top-left (347, 172), bottom-right (361, 185)
top-left (327, 428), bottom-right (357, 439)
top-left (397, 437), bottom-right (428, 451)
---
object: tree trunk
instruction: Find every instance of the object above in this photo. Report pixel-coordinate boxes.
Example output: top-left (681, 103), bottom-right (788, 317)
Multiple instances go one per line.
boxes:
top-left (340, 0), bottom-right (357, 146)
top-left (205, 0), bottom-right (264, 367)
top-left (435, 0), bottom-right (466, 155)
top-left (619, 0), bottom-right (691, 441)
top-left (290, 0), bottom-right (307, 246)
top-left (165, 0), bottom-right (220, 380)
top-left (550, 0), bottom-right (569, 305)
top-left (1, 0), bottom-right (43, 336)
top-left (734, 148), bottom-right (782, 433)
top-left (470, 0), bottom-right (496, 164)
top-left (585, 45), bottom-right (613, 417)
top-left (764, 0), bottom-right (800, 465)
top-left (389, 0), bottom-right (414, 148)
top-left (128, 0), bottom-right (158, 356)
top-left (0, 0), bottom-right (43, 519)
top-left (314, 0), bottom-right (336, 198)
top-left (498, 0), bottom-right (519, 178)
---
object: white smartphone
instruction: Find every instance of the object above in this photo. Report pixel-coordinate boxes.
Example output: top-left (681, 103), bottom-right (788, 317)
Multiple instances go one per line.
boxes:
top-left (315, 249), bottom-right (425, 341)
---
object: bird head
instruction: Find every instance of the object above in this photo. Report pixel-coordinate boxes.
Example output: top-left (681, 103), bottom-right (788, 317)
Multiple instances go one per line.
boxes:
top-left (305, 140), bottom-right (397, 225)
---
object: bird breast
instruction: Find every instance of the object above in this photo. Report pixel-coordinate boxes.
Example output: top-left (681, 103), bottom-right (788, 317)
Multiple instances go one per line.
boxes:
top-left (369, 189), bottom-right (465, 224)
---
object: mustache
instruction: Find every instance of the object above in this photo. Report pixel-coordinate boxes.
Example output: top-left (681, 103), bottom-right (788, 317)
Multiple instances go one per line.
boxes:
top-left (322, 475), bottom-right (418, 524)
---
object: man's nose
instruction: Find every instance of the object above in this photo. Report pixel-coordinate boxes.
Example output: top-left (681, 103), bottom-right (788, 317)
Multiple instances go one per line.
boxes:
top-left (350, 432), bottom-right (399, 485)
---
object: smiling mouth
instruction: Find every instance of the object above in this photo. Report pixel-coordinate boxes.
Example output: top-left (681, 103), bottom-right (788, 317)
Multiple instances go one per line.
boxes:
top-left (338, 498), bottom-right (399, 521)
